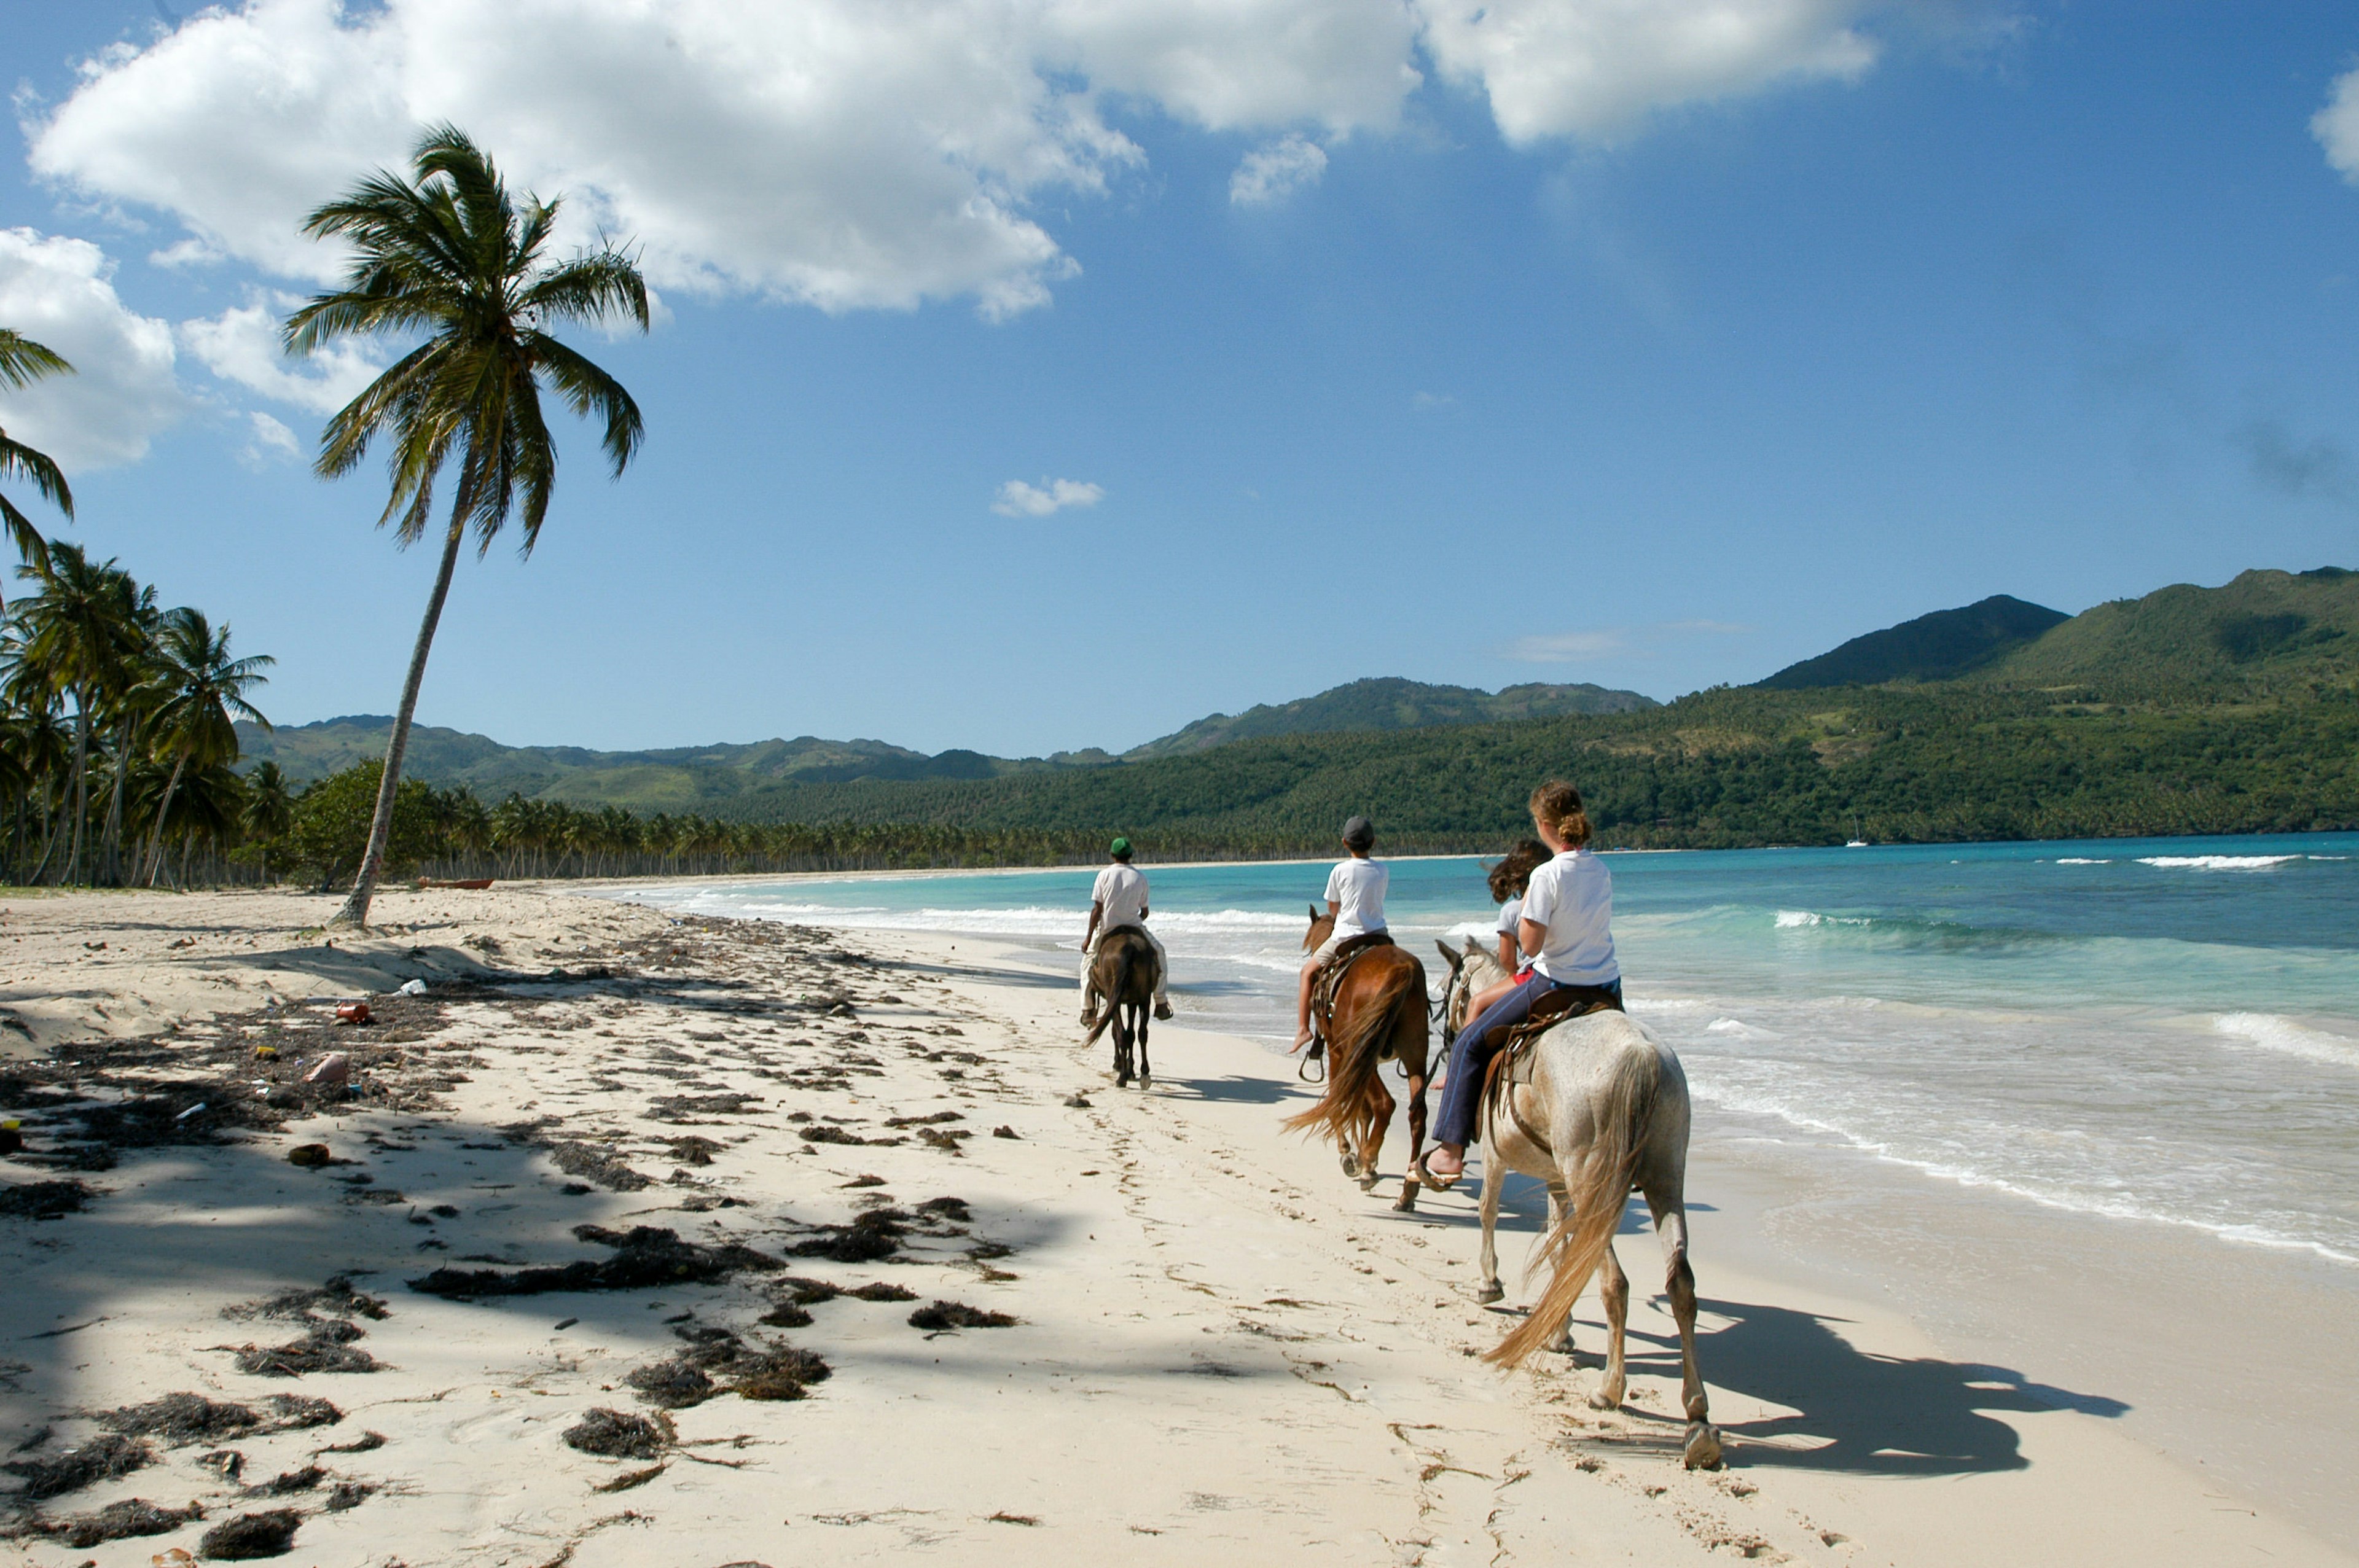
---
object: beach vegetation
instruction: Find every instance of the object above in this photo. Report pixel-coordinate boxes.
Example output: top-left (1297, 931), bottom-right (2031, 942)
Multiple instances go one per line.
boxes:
top-left (281, 123), bottom-right (649, 927)
top-left (0, 327), bottom-right (74, 589)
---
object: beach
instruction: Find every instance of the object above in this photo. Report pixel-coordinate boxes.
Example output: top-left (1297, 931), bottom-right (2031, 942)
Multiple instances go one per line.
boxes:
top-left (0, 882), bottom-right (2351, 1566)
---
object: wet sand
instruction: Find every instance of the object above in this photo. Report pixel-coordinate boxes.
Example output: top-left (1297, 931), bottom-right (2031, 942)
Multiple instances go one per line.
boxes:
top-left (0, 886), bottom-right (2346, 1565)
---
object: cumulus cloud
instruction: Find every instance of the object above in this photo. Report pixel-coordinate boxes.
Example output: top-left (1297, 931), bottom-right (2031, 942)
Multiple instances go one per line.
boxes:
top-left (993, 477), bottom-right (1105, 517)
top-left (178, 299), bottom-right (384, 413)
top-left (1416, 0), bottom-right (1879, 144)
top-left (0, 228), bottom-right (187, 470)
top-left (24, 0), bottom-right (1928, 319)
top-left (238, 410), bottom-right (302, 469)
top-left (2315, 64), bottom-right (2359, 182)
top-left (1230, 135), bottom-right (1330, 205)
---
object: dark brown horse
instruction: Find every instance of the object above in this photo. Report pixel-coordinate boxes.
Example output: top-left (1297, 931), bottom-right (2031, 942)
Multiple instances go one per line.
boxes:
top-left (1284, 908), bottom-right (1432, 1211)
top-left (1082, 927), bottom-right (1159, 1088)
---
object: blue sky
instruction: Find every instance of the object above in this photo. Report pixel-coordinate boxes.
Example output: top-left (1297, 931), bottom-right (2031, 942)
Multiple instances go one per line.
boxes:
top-left (2, 1), bottom-right (2358, 757)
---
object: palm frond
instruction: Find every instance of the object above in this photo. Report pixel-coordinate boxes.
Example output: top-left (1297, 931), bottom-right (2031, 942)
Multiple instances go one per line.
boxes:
top-left (0, 331), bottom-right (74, 390)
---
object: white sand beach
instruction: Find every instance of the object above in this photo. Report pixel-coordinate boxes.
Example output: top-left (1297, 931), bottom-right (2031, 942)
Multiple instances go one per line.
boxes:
top-left (0, 885), bottom-right (2349, 1566)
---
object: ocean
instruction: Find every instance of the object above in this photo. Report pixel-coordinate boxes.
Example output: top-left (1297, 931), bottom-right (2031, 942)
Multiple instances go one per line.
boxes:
top-left (611, 832), bottom-right (2359, 1272)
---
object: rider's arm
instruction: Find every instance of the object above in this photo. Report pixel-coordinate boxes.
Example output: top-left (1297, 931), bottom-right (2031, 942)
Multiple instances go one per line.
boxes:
top-left (1328, 900), bottom-right (1341, 917)
top-left (1498, 933), bottom-right (1518, 972)
top-left (1084, 899), bottom-right (1104, 946)
top-left (1518, 916), bottom-right (1546, 960)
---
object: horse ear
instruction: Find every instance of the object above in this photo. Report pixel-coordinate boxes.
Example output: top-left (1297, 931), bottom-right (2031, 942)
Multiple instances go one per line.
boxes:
top-left (1464, 936), bottom-right (1484, 959)
top-left (1308, 902), bottom-right (1320, 920)
top-left (1436, 940), bottom-right (1463, 977)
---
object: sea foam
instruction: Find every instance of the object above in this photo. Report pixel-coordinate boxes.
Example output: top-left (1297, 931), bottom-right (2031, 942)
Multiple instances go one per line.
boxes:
top-left (2213, 1012), bottom-right (2359, 1071)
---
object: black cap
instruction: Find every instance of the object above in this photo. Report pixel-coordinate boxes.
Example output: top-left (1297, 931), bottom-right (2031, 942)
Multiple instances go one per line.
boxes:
top-left (1341, 816), bottom-right (1375, 851)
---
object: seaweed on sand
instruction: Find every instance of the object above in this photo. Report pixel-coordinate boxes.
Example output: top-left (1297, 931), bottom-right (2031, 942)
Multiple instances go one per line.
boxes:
top-left (408, 1225), bottom-right (783, 1298)
top-left (25, 1498), bottom-right (203, 1549)
top-left (2, 1432), bottom-right (150, 1499)
top-left (787, 1209), bottom-right (906, 1263)
top-left (909, 1301), bottom-right (1018, 1331)
top-left (0, 1180), bottom-right (96, 1219)
top-left (561, 1408), bottom-right (673, 1460)
top-left (625, 1327), bottom-right (833, 1409)
top-left (199, 1508), bottom-right (301, 1559)
top-left (229, 1319), bottom-right (380, 1377)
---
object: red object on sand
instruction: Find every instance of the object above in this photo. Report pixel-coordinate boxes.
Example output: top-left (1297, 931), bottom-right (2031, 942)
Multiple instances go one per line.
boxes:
top-left (335, 1002), bottom-right (372, 1024)
top-left (417, 878), bottom-right (494, 890)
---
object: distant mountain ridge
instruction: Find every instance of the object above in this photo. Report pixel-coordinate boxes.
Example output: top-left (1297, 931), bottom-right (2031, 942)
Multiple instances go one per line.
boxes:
top-left (238, 674), bottom-right (1660, 803)
top-left (1985, 567), bottom-right (2356, 686)
top-left (1757, 595), bottom-right (2069, 688)
top-left (1121, 677), bottom-right (1657, 759)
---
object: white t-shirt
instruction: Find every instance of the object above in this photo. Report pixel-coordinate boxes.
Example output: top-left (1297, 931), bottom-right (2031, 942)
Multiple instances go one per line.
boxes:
top-left (1092, 862), bottom-right (1149, 935)
top-left (1495, 895), bottom-right (1524, 937)
top-left (1520, 849), bottom-right (1618, 986)
top-left (1324, 857), bottom-right (1388, 940)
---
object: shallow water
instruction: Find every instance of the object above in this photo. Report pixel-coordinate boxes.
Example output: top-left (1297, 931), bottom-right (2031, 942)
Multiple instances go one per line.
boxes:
top-left (615, 832), bottom-right (2359, 1269)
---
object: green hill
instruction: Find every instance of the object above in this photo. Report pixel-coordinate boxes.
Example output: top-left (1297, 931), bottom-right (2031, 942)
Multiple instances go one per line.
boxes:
top-left (1758, 595), bottom-right (2068, 688)
top-left (1987, 567), bottom-right (2358, 688)
top-left (1122, 677), bottom-right (1656, 759)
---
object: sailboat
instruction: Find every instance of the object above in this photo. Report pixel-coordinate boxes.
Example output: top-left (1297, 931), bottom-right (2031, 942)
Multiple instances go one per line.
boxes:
top-left (1845, 816), bottom-right (1869, 848)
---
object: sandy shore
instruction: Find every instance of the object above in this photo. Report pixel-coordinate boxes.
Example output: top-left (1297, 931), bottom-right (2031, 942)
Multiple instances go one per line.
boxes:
top-left (0, 886), bottom-right (2347, 1566)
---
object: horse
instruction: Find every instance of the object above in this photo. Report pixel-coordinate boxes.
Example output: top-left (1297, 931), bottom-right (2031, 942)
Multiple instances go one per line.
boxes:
top-left (1433, 936), bottom-right (1722, 1470)
top-left (1285, 908), bottom-right (1431, 1211)
top-left (1082, 927), bottom-right (1160, 1088)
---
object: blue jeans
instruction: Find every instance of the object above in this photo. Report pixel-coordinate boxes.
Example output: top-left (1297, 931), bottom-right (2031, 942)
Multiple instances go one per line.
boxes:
top-left (1434, 973), bottom-right (1623, 1150)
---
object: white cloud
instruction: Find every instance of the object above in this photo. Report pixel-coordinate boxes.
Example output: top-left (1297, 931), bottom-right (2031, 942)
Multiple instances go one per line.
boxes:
top-left (1415, 0), bottom-right (1879, 144)
top-left (179, 299), bottom-right (384, 414)
top-left (1504, 628), bottom-right (1627, 661)
top-left (2315, 64), bottom-right (2359, 182)
top-left (239, 409), bottom-right (302, 469)
top-left (993, 477), bottom-right (1106, 517)
top-left (24, 0), bottom-right (1924, 320)
top-left (0, 227), bottom-right (187, 471)
top-left (1230, 135), bottom-right (1330, 205)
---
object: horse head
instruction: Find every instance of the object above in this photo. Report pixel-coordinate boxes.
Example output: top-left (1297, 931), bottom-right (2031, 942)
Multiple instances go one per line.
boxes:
top-left (1302, 903), bottom-right (1336, 952)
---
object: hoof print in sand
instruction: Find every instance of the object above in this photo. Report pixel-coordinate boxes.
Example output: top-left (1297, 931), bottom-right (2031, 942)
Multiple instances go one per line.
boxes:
top-left (909, 1301), bottom-right (1017, 1331)
top-left (199, 1508), bottom-right (301, 1560)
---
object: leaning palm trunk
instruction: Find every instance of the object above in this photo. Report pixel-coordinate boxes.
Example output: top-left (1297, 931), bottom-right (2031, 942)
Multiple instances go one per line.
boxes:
top-left (62, 693), bottom-right (89, 886)
top-left (334, 513), bottom-right (466, 926)
top-left (141, 752), bottom-right (189, 887)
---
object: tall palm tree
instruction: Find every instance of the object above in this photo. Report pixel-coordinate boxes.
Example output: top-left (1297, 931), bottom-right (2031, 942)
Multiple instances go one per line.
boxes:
top-left (138, 607), bottom-right (272, 885)
top-left (13, 544), bottom-right (144, 883)
top-left (240, 760), bottom-right (294, 883)
top-left (0, 329), bottom-right (73, 590)
top-left (283, 124), bottom-right (649, 926)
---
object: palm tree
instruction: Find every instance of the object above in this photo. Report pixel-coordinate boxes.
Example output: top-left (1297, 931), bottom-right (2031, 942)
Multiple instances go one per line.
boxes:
top-left (13, 544), bottom-right (146, 883)
top-left (138, 607), bottom-right (272, 885)
top-left (283, 124), bottom-right (649, 926)
top-left (241, 760), bottom-right (294, 883)
top-left (0, 329), bottom-right (74, 590)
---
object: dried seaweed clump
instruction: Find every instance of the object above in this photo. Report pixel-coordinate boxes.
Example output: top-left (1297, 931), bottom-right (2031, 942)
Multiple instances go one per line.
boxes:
top-left (2, 1433), bottom-right (151, 1500)
top-left (410, 1224), bottom-right (782, 1298)
top-left (561, 1407), bottom-right (674, 1459)
top-left (199, 1507), bottom-right (302, 1559)
top-left (788, 1209), bottom-right (906, 1264)
top-left (909, 1300), bottom-right (1018, 1331)
top-left (0, 1180), bottom-right (96, 1219)
top-left (28, 1497), bottom-right (203, 1550)
top-left (624, 1327), bottom-right (833, 1409)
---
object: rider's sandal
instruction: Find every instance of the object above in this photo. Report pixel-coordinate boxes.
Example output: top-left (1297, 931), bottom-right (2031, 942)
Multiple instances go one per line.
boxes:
top-left (1409, 1152), bottom-right (1461, 1191)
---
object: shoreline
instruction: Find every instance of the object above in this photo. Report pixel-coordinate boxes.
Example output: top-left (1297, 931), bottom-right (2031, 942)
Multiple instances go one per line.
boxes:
top-left (0, 886), bottom-right (2350, 1564)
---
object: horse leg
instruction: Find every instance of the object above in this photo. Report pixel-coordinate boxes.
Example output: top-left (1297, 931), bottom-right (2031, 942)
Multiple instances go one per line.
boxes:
top-left (1356, 1083), bottom-right (1391, 1193)
top-left (1135, 1004), bottom-right (1151, 1089)
top-left (1474, 1144), bottom-right (1506, 1304)
top-left (1645, 1189), bottom-right (1721, 1469)
top-left (1591, 1239), bottom-right (1630, 1409)
top-left (1393, 1062), bottom-right (1428, 1213)
top-left (1544, 1182), bottom-right (1576, 1354)
top-left (1113, 1011), bottom-right (1132, 1088)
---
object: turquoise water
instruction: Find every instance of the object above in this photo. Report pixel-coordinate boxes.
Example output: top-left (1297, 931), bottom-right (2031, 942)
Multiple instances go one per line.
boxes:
top-left (616, 832), bottom-right (2359, 1266)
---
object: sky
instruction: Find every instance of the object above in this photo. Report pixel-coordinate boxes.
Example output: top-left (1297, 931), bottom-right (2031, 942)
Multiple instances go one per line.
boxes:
top-left (2, 1), bottom-right (2358, 759)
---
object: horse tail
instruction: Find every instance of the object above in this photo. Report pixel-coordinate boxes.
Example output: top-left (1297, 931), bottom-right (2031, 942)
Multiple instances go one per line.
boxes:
top-left (1082, 940), bottom-right (1125, 1048)
top-left (1487, 1034), bottom-right (1659, 1368)
top-left (1282, 952), bottom-right (1415, 1145)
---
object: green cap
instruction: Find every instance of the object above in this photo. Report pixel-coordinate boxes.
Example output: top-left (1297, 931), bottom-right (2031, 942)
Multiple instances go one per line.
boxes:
top-left (1110, 837), bottom-right (1132, 857)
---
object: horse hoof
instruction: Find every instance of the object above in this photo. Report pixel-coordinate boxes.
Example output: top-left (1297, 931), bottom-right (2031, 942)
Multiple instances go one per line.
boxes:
top-left (1115, 1072), bottom-right (1130, 1088)
top-left (1136, 1074), bottom-right (1151, 1090)
top-left (1589, 1378), bottom-right (1625, 1411)
top-left (1682, 1422), bottom-right (1724, 1472)
top-left (1355, 1172), bottom-right (1380, 1193)
top-left (1391, 1187), bottom-right (1418, 1213)
top-left (1338, 1150), bottom-right (1362, 1180)
top-left (1474, 1282), bottom-right (1505, 1305)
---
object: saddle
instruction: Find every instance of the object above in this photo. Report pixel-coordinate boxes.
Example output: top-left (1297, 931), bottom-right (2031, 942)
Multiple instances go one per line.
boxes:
top-left (1480, 982), bottom-right (1625, 1099)
top-left (1309, 930), bottom-right (1395, 1047)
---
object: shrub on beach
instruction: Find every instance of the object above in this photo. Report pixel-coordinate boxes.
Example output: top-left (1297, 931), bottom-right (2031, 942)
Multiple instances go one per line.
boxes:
top-left (287, 762), bottom-right (442, 887)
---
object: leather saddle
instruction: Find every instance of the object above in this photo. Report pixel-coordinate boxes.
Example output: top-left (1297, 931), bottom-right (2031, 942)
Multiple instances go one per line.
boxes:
top-left (1481, 983), bottom-right (1625, 1097)
top-left (1309, 930), bottom-right (1395, 1047)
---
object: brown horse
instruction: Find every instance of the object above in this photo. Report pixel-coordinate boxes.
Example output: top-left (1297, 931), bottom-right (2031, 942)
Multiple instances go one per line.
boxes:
top-left (1082, 927), bottom-right (1159, 1088)
top-left (1283, 908), bottom-right (1432, 1211)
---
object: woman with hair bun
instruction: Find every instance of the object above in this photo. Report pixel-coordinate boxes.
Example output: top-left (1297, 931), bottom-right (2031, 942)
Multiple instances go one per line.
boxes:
top-left (1415, 781), bottom-right (1622, 1188)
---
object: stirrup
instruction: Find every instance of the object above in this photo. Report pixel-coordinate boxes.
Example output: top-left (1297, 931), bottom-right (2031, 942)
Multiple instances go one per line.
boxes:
top-left (1297, 1038), bottom-right (1326, 1083)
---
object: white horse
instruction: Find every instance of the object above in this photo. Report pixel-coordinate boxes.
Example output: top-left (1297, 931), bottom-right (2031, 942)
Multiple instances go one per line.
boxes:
top-left (1435, 938), bottom-right (1722, 1469)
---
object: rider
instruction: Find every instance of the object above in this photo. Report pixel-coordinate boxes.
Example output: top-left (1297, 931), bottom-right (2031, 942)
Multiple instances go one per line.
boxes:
top-left (1468, 837), bottom-right (1550, 1023)
top-left (1081, 837), bottom-right (1173, 1025)
top-left (1293, 815), bottom-right (1387, 1051)
top-left (1418, 782), bottom-right (1620, 1185)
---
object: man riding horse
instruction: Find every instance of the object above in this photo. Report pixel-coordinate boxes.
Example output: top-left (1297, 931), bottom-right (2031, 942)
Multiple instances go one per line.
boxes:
top-left (1081, 836), bottom-right (1172, 1029)
top-left (1293, 814), bottom-right (1387, 1051)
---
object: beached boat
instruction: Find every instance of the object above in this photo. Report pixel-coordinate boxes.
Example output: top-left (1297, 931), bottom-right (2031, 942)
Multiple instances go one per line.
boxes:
top-left (417, 877), bottom-right (495, 890)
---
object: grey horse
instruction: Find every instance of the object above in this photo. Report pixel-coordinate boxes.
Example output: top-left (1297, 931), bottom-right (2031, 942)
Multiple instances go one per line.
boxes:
top-left (1436, 937), bottom-right (1723, 1470)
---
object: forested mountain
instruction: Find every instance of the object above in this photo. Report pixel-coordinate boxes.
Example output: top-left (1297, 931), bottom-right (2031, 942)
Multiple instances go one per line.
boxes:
top-left (1985, 567), bottom-right (2356, 687)
top-left (1758, 595), bottom-right (2067, 688)
top-left (1120, 677), bottom-right (1654, 759)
